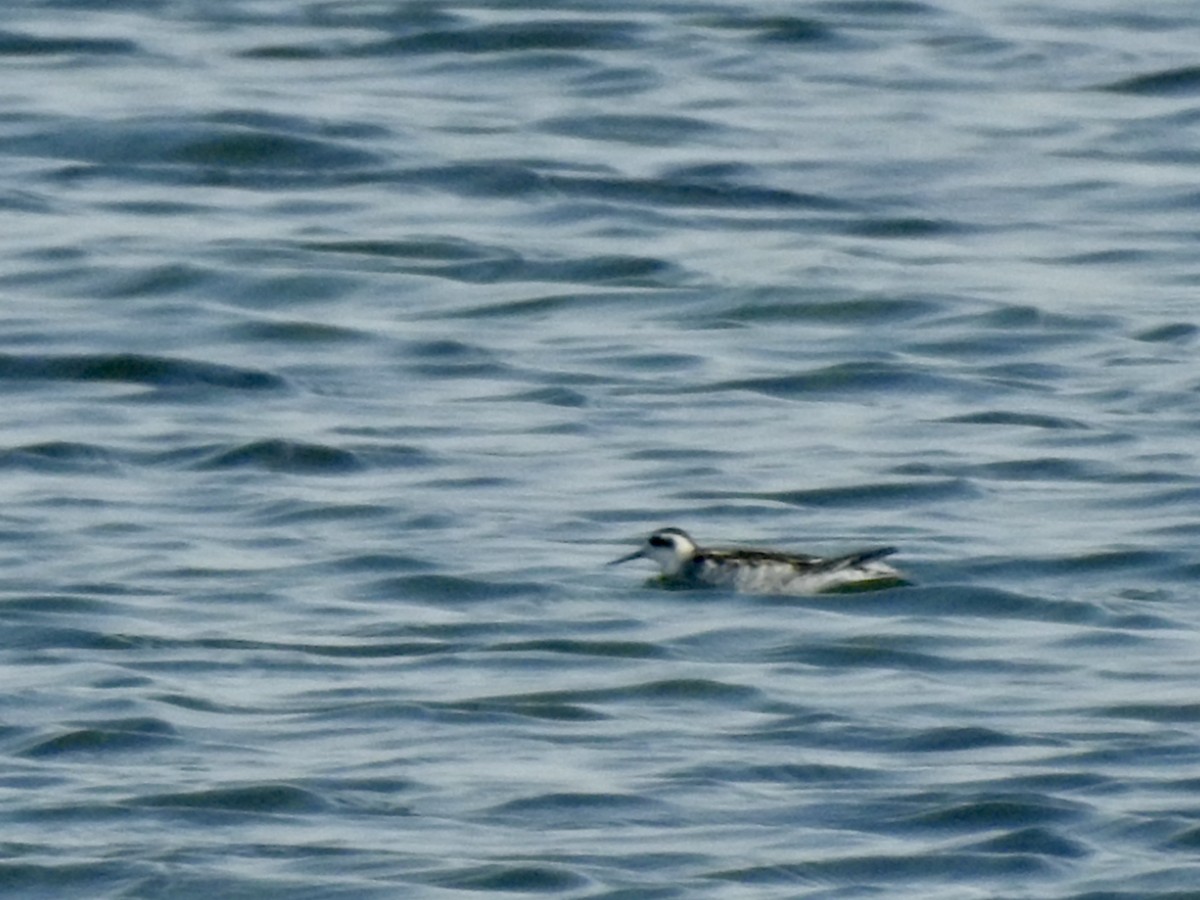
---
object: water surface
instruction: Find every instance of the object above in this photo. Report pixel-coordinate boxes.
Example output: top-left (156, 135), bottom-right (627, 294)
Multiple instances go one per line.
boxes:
top-left (3, 1), bottom-right (1200, 897)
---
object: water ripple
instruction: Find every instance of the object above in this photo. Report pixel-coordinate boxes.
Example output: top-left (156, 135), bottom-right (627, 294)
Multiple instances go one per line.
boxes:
top-left (0, 352), bottom-right (283, 391)
top-left (0, 29), bottom-right (140, 57)
top-left (137, 783), bottom-right (329, 814)
top-left (19, 718), bottom-right (177, 758)
top-left (1100, 65), bottom-right (1200, 96)
top-left (196, 439), bottom-right (362, 474)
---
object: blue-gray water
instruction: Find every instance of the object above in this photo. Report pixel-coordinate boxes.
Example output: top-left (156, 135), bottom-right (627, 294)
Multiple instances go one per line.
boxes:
top-left (3, 1), bottom-right (1200, 897)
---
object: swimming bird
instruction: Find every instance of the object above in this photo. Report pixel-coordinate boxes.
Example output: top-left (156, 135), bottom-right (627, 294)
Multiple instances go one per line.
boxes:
top-left (609, 527), bottom-right (906, 595)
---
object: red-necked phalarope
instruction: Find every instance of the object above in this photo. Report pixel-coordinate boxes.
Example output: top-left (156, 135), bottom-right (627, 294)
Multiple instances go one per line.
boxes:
top-left (609, 527), bottom-right (907, 595)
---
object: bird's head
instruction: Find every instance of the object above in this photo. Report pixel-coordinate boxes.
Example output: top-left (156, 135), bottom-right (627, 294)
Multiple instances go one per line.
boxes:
top-left (608, 527), bottom-right (698, 576)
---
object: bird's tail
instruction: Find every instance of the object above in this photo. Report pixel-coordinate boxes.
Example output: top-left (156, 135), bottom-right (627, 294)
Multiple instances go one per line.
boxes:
top-left (826, 546), bottom-right (898, 570)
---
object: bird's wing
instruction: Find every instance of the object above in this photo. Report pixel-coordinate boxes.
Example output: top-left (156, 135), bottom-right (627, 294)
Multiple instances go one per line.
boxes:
top-left (815, 546), bottom-right (898, 572)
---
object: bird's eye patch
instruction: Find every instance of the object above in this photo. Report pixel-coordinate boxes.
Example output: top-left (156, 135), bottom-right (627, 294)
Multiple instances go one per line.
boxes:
top-left (648, 535), bottom-right (671, 548)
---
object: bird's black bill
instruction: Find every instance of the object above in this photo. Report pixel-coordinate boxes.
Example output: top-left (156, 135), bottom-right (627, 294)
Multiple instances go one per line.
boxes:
top-left (607, 548), bottom-right (645, 566)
